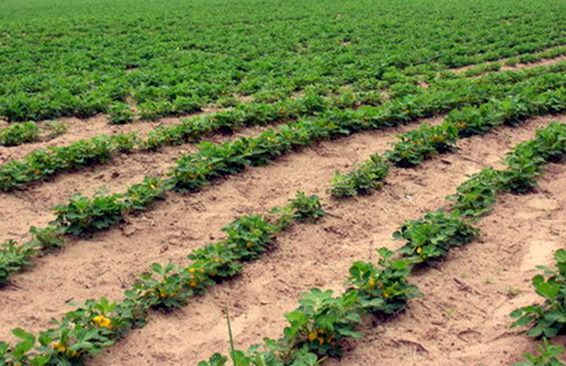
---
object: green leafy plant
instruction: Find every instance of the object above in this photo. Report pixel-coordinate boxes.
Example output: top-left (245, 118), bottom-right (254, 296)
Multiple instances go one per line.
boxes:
top-left (329, 154), bottom-right (390, 198)
top-left (0, 240), bottom-right (40, 286)
top-left (272, 288), bottom-right (363, 359)
top-left (0, 121), bottom-right (40, 146)
top-left (513, 339), bottom-right (565, 366)
top-left (511, 249), bottom-right (566, 338)
top-left (288, 191), bottom-right (325, 222)
top-left (347, 248), bottom-right (421, 315)
top-left (395, 210), bottom-right (479, 263)
top-left (108, 103), bottom-right (135, 124)
top-left (29, 226), bottom-right (64, 251)
top-left (447, 168), bottom-right (499, 217)
top-left (51, 193), bottom-right (125, 236)
top-left (122, 176), bottom-right (169, 211)
top-left (385, 123), bottom-right (458, 167)
top-left (128, 263), bottom-right (192, 311)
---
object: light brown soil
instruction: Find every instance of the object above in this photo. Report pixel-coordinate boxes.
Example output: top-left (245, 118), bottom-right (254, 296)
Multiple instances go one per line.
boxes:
top-left (0, 109), bottom-right (223, 165)
top-left (450, 47), bottom-right (566, 74)
top-left (1, 110), bottom-right (565, 366)
top-left (0, 122), bottom-right (283, 246)
top-left (500, 54), bottom-right (566, 71)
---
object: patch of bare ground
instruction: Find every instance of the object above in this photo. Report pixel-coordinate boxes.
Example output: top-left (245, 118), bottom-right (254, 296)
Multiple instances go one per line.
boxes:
top-left (450, 48), bottom-right (566, 74)
top-left (0, 109), bottom-right (221, 165)
top-left (1, 115), bottom-right (563, 365)
top-left (500, 54), bottom-right (566, 71)
top-left (58, 115), bottom-right (563, 365)
top-left (0, 123), bottom-right (280, 245)
top-left (325, 154), bottom-right (566, 366)
top-left (0, 116), bottom-right (450, 335)
top-left (0, 117), bottom-right (440, 341)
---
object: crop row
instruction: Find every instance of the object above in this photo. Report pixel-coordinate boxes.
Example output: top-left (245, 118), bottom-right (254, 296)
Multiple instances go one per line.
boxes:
top-left (0, 191), bottom-right (326, 365)
top-left (453, 45), bottom-right (566, 78)
top-left (196, 121), bottom-right (566, 366)
top-left (2, 67), bottom-right (566, 286)
top-left (509, 249), bottom-right (566, 366)
top-left (3, 120), bottom-right (565, 366)
top-left (0, 91), bottom-right (359, 191)
top-left (2, 63), bottom-right (565, 192)
top-left (2, 0), bottom-right (566, 121)
top-left (0, 121), bottom-right (67, 147)
top-left (2, 119), bottom-right (565, 366)
top-left (329, 85), bottom-right (566, 197)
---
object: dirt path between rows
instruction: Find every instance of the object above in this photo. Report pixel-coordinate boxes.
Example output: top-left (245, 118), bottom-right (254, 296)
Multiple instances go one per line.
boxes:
top-left (0, 117), bottom-right (427, 340)
top-left (1, 114), bottom-right (564, 366)
top-left (73, 114), bottom-right (563, 365)
top-left (451, 49), bottom-right (566, 74)
top-left (0, 123), bottom-right (279, 245)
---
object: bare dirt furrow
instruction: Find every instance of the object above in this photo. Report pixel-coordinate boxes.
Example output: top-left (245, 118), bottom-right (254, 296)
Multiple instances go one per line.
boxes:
top-left (0, 118), bottom-right (425, 340)
top-left (325, 155), bottom-right (566, 366)
top-left (0, 115), bottom-right (181, 165)
top-left (0, 123), bottom-right (278, 245)
top-left (501, 54), bottom-right (566, 71)
top-left (75, 115), bottom-right (565, 366)
top-left (450, 46), bottom-right (566, 74)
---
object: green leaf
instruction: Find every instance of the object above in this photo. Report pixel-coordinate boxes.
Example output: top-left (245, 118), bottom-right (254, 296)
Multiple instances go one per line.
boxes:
top-left (230, 350), bottom-right (251, 366)
top-left (534, 282), bottom-right (561, 300)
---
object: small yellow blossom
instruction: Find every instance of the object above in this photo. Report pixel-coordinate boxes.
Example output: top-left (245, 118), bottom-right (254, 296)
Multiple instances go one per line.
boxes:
top-left (157, 288), bottom-right (167, 299)
top-left (368, 278), bottom-right (376, 287)
top-left (189, 268), bottom-right (196, 273)
top-left (416, 247), bottom-right (422, 254)
top-left (246, 242), bottom-right (254, 248)
top-left (92, 315), bottom-right (112, 329)
top-left (53, 342), bottom-right (67, 352)
top-left (382, 290), bottom-right (391, 299)
top-left (308, 331), bottom-right (318, 342)
top-left (189, 280), bottom-right (198, 287)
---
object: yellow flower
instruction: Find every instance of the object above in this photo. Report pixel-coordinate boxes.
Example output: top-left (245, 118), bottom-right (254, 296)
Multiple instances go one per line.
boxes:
top-left (211, 258), bottom-right (220, 262)
top-left (246, 242), bottom-right (254, 248)
top-left (92, 315), bottom-right (112, 329)
top-left (188, 268), bottom-right (196, 273)
top-left (368, 278), bottom-right (376, 287)
top-left (308, 331), bottom-right (318, 342)
top-left (149, 184), bottom-right (156, 189)
top-left (157, 288), bottom-right (167, 299)
top-left (189, 280), bottom-right (198, 287)
top-left (416, 247), bottom-right (422, 254)
top-left (317, 337), bottom-right (325, 345)
top-left (53, 342), bottom-right (67, 352)
top-left (382, 290), bottom-right (390, 299)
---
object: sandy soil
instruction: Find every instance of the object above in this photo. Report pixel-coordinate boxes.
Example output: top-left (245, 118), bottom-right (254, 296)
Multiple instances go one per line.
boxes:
top-left (0, 120), bottom-right (281, 246)
top-left (0, 115), bottom-right (180, 165)
top-left (450, 48), bottom-right (566, 74)
top-left (1, 108), bottom-right (565, 366)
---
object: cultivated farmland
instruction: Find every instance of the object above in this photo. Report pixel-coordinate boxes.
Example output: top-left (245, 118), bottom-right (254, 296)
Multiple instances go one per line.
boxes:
top-left (1, 0), bottom-right (566, 365)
